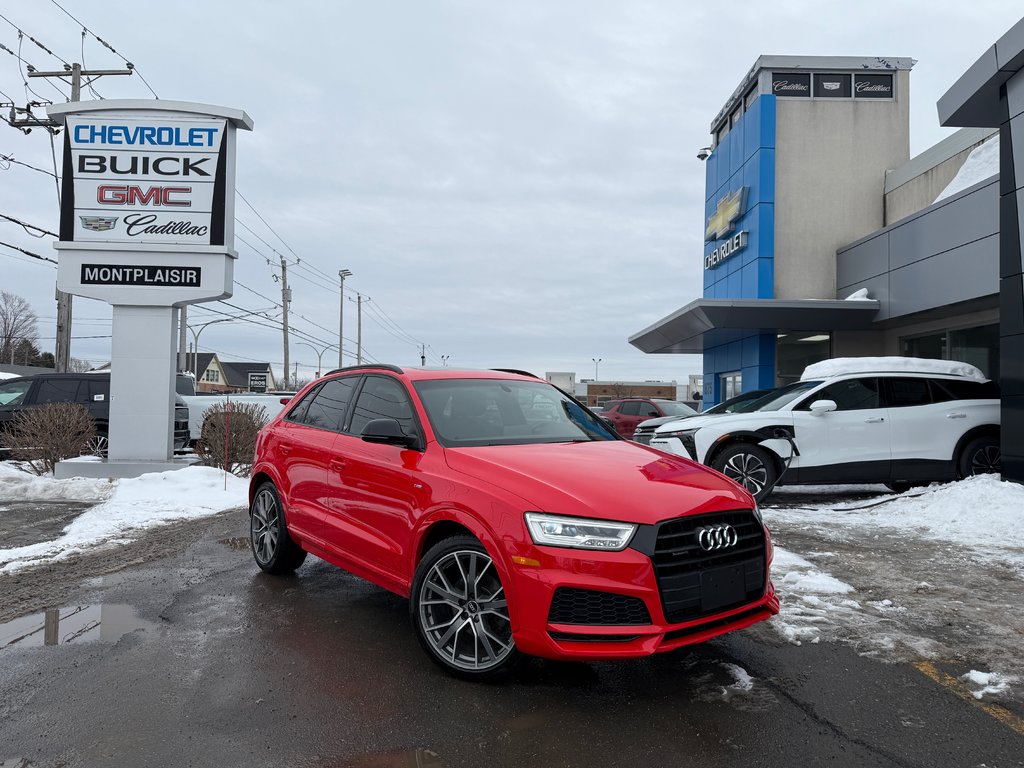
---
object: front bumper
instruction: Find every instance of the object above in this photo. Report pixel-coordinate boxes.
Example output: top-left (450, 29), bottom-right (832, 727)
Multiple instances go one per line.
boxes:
top-left (506, 541), bottom-right (778, 661)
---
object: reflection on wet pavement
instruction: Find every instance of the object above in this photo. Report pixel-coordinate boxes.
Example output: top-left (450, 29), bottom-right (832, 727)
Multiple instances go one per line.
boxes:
top-left (0, 603), bottom-right (154, 649)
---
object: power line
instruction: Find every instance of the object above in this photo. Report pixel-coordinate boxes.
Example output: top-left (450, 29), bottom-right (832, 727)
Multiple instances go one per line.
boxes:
top-left (45, 0), bottom-right (158, 98)
top-left (0, 212), bottom-right (56, 238)
top-left (0, 152), bottom-right (58, 177)
top-left (0, 238), bottom-right (57, 264)
top-left (0, 11), bottom-right (69, 66)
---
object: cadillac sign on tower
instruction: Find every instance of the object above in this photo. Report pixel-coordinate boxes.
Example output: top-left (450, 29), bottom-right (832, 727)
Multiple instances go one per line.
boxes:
top-left (47, 100), bottom-right (253, 477)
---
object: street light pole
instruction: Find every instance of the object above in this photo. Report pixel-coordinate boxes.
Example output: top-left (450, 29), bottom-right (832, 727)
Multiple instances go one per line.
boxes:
top-left (592, 358), bottom-right (602, 380)
top-left (338, 269), bottom-right (352, 368)
top-left (296, 341), bottom-right (337, 379)
top-left (187, 318), bottom-right (237, 378)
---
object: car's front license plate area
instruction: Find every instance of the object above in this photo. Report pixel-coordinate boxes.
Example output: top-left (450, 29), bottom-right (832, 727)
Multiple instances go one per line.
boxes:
top-left (700, 564), bottom-right (745, 613)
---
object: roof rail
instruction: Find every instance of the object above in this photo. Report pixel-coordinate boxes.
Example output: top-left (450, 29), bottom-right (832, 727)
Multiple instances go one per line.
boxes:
top-left (490, 368), bottom-right (539, 379)
top-left (324, 363), bottom-right (404, 376)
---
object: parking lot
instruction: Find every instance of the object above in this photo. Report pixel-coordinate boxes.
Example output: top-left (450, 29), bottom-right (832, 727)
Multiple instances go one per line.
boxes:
top-left (0, 481), bottom-right (1021, 767)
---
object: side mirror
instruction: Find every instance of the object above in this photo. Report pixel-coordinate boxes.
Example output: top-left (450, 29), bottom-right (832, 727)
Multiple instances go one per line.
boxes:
top-left (809, 399), bottom-right (838, 415)
top-left (361, 418), bottom-right (416, 447)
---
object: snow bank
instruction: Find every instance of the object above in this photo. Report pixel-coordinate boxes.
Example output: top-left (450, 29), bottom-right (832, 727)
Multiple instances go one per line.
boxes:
top-left (0, 462), bottom-right (114, 502)
top-left (0, 371), bottom-right (18, 380)
top-left (0, 466), bottom-right (248, 573)
top-left (801, 356), bottom-right (986, 381)
top-left (934, 135), bottom-right (999, 203)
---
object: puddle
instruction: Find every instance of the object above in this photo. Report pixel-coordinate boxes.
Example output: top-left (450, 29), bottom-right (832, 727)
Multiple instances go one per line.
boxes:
top-left (218, 537), bottom-right (251, 551)
top-left (0, 604), bottom-right (155, 649)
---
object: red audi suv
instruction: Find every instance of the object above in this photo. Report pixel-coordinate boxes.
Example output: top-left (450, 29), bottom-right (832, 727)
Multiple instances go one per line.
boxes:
top-left (248, 365), bottom-right (778, 678)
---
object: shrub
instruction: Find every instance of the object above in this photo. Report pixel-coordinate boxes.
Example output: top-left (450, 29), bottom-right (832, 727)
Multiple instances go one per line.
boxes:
top-left (4, 403), bottom-right (96, 475)
top-left (195, 401), bottom-right (268, 477)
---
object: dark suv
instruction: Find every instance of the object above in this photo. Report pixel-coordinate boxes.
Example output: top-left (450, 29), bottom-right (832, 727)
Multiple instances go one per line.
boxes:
top-left (0, 372), bottom-right (190, 455)
top-left (600, 398), bottom-right (698, 439)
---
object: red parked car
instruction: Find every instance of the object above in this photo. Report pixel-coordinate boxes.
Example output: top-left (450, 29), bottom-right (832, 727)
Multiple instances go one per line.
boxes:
top-left (249, 365), bottom-right (778, 678)
top-left (601, 398), bottom-right (699, 438)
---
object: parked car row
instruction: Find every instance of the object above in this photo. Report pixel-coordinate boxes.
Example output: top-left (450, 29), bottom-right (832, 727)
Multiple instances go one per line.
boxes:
top-left (640, 359), bottom-right (1001, 502)
top-left (0, 372), bottom-right (190, 455)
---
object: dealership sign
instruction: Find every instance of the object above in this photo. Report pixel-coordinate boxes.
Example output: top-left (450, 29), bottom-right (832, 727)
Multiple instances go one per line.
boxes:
top-left (61, 114), bottom-right (228, 246)
top-left (704, 187), bottom-right (749, 270)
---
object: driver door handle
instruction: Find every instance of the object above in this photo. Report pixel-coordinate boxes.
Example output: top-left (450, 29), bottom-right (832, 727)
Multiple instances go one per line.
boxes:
top-left (864, 417), bottom-right (885, 423)
top-left (946, 412), bottom-right (967, 419)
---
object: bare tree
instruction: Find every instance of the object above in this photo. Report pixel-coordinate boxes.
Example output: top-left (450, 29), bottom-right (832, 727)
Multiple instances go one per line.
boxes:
top-left (0, 292), bottom-right (39, 364)
top-left (68, 358), bottom-right (94, 373)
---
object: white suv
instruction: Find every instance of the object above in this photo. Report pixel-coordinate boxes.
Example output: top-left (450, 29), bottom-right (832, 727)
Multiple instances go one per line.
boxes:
top-left (649, 358), bottom-right (1000, 502)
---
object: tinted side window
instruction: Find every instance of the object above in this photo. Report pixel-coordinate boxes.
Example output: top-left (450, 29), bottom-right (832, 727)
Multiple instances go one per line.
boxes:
top-left (886, 378), bottom-right (931, 408)
top-left (640, 402), bottom-right (661, 417)
top-left (933, 378), bottom-right (1001, 401)
top-left (619, 401), bottom-right (641, 416)
top-left (800, 378), bottom-right (880, 411)
top-left (348, 376), bottom-right (416, 436)
top-left (301, 378), bottom-right (358, 432)
top-left (87, 379), bottom-right (109, 403)
top-left (35, 378), bottom-right (82, 404)
top-left (0, 380), bottom-right (32, 406)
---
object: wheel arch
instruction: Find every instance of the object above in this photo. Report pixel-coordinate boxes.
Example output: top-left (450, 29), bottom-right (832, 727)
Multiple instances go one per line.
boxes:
top-left (705, 431), bottom-right (787, 477)
top-left (952, 424), bottom-right (1000, 464)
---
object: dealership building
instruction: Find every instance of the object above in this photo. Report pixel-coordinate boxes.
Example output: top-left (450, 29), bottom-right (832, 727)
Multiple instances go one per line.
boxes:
top-left (630, 19), bottom-right (1024, 481)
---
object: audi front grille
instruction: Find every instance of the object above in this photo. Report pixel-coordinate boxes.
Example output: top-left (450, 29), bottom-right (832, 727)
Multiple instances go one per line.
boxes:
top-left (630, 510), bottom-right (766, 624)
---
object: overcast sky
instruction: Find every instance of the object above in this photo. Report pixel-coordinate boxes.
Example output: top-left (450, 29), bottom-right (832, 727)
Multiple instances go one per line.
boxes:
top-left (2, 1), bottom-right (1021, 386)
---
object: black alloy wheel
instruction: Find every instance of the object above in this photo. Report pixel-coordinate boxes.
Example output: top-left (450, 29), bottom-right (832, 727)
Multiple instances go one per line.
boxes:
top-left (410, 535), bottom-right (520, 679)
top-left (959, 436), bottom-right (1001, 478)
top-left (249, 482), bottom-right (307, 574)
top-left (712, 443), bottom-right (778, 503)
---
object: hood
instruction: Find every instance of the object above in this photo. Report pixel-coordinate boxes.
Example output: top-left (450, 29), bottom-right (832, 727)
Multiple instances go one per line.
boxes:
top-left (652, 413), bottom-right (724, 433)
top-left (636, 413), bottom-right (698, 430)
top-left (442, 440), bottom-right (752, 525)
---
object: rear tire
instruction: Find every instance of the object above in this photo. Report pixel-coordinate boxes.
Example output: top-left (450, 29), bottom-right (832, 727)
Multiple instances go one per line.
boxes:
top-left (958, 436), bottom-right (1001, 479)
top-left (249, 482), bottom-right (307, 574)
top-left (885, 482), bottom-right (912, 494)
top-left (711, 443), bottom-right (778, 503)
top-left (410, 535), bottom-right (520, 680)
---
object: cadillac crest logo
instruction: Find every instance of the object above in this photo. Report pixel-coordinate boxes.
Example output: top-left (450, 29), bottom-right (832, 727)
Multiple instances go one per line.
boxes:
top-left (80, 216), bottom-right (119, 232)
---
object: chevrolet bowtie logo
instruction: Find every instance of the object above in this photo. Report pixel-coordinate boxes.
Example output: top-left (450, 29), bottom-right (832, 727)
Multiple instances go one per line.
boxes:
top-left (705, 188), bottom-right (747, 241)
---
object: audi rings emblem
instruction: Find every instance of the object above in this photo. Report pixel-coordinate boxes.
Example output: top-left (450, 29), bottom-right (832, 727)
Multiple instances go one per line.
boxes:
top-left (697, 524), bottom-right (738, 551)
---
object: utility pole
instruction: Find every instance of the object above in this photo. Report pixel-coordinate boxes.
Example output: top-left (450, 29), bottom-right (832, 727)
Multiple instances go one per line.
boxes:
top-left (25, 62), bottom-right (133, 372)
top-left (338, 269), bottom-right (352, 368)
top-left (280, 257), bottom-right (292, 389)
top-left (420, 344), bottom-right (426, 366)
top-left (356, 294), bottom-right (364, 365)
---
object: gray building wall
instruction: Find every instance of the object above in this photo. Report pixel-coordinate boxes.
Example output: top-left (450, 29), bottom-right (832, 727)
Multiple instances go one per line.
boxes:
top-left (836, 175), bottom-right (999, 321)
top-left (774, 69), bottom-right (911, 301)
top-left (883, 127), bottom-right (996, 223)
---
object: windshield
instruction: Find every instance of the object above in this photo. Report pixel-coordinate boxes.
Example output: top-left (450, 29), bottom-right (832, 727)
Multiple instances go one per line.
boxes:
top-left (658, 401), bottom-right (697, 417)
top-left (0, 379), bottom-right (31, 406)
top-left (740, 380), bottom-right (824, 412)
top-left (414, 379), bottom-right (618, 447)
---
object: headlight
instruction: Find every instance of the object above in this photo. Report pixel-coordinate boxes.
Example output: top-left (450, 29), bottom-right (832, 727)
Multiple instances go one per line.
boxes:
top-left (658, 426), bottom-right (699, 440)
top-left (524, 513), bottom-right (636, 551)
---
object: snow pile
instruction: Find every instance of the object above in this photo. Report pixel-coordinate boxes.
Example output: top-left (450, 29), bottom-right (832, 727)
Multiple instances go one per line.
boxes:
top-left (934, 134), bottom-right (999, 203)
top-left (770, 547), bottom-right (858, 646)
top-left (843, 288), bottom-right (871, 301)
top-left (0, 371), bottom-right (18, 380)
top-left (801, 356), bottom-right (986, 381)
top-left (0, 466), bottom-right (248, 573)
top-left (798, 475), bottom-right (1024, 566)
top-left (0, 462), bottom-right (114, 502)
top-left (961, 670), bottom-right (1017, 700)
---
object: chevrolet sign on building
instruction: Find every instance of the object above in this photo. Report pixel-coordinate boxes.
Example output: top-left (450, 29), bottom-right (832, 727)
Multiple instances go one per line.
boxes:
top-left (704, 187), bottom-right (748, 269)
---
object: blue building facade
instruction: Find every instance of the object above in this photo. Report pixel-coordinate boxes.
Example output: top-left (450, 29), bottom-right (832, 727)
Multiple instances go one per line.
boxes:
top-left (701, 95), bottom-right (777, 405)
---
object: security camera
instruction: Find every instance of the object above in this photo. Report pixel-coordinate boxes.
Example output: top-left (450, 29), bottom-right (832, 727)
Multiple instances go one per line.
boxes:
top-left (696, 147), bottom-right (713, 162)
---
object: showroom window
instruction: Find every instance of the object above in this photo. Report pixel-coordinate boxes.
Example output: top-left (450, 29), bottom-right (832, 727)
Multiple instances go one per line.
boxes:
top-left (901, 323), bottom-right (999, 379)
top-left (720, 372), bottom-right (742, 401)
top-left (776, 331), bottom-right (831, 385)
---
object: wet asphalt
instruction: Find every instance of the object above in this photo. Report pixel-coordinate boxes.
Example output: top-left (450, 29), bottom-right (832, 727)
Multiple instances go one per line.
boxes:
top-left (0, 509), bottom-right (1022, 767)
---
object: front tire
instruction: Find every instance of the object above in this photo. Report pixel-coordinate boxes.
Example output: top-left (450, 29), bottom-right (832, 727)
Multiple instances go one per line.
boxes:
top-left (410, 535), bottom-right (520, 679)
top-left (712, 443), bottom-right (778, 503)
top-left (958, 436), bottom-right (1001, 478)
top-left (249, 482), bottom-right (307, 574)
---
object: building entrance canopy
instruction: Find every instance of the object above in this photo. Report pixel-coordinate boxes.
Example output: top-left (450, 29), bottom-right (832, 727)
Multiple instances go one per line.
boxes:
top-left (628, 297), bottom-right (880, 354)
